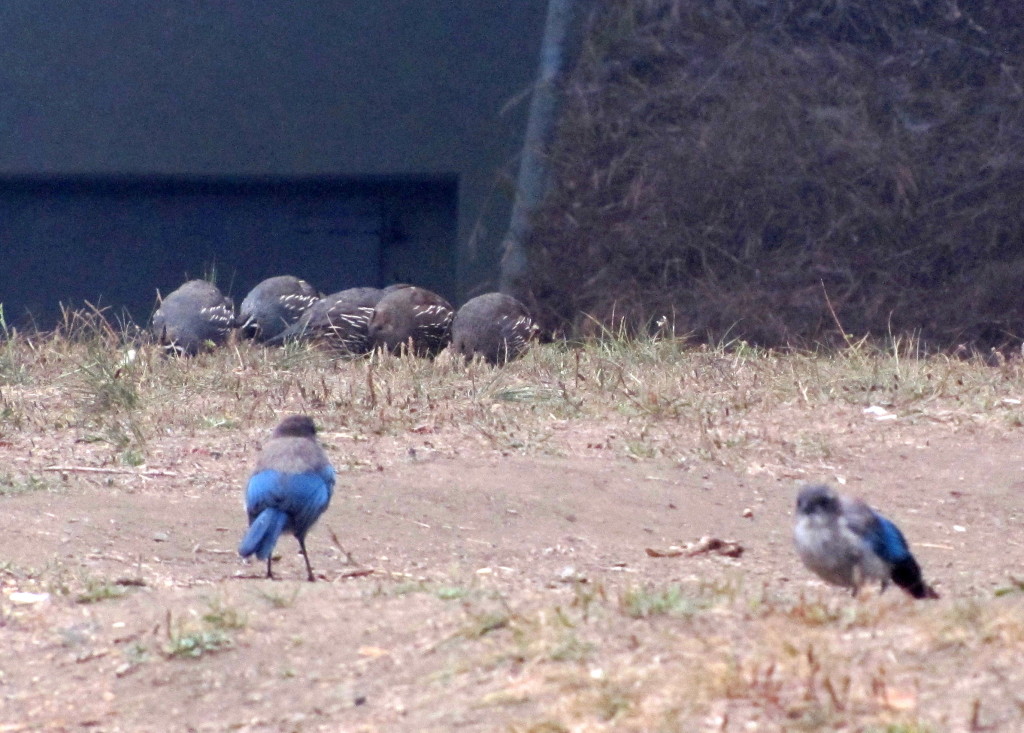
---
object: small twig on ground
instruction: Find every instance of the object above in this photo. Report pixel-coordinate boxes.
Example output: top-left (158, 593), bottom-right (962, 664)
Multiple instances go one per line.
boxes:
top-left (326, 528), bottom-right (375, 579)
top-left (327, 527), bottom-right (357, 564)
top-left (821, 281), bottom-right (856, 349)
top-left (43, 465), bottom-right (178, 477)
top-left (336, 567), bottom-right (375, 579)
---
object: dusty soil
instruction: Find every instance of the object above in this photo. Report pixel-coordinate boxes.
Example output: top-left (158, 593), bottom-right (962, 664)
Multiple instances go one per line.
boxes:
top-left (2, 403), bottom-right (1024, 731)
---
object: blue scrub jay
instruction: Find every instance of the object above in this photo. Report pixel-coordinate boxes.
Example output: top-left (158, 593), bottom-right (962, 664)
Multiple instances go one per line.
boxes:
top-left (238, 415), bottom-right (335, 581)
top-left (793, 484), bottom-right (938, 599)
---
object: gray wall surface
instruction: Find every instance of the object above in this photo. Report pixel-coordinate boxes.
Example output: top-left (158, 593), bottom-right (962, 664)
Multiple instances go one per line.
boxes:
top-left (0, 178), bottom-right (458, 324)
top-left (0, 2), bottom-right (548, 322)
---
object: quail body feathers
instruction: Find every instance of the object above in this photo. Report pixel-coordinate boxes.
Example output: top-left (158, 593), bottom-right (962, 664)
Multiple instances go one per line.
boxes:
top-left (151, 279), bottom-right (234, 356)
top-left (367, 286), bottom-right (454, 357)
top-left (238, 276), bottom-right (319, 342)
top-left (271, 287), bottom-right (385, 353)
top-left (451, 292), bottom-right (536, 365)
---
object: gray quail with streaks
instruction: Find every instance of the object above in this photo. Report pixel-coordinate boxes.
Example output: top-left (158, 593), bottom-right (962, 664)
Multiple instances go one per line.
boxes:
top-left (152, 279), bottom-right (234, 356)
top-left (367, 286), bottom-right (454, 357)
top-left (451, 292), bottom-right (536, 365)
top-left (238, 275), bottom-right (319, 343)
top-left (271, 287), bottom-right (385, 354)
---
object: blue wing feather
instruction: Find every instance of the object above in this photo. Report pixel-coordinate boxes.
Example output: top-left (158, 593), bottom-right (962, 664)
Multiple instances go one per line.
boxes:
top-left (244, 466), bottom-right (331, 518)
top-left (241, 467), bottom-right (333, 559)
top-left (866, 512), bottom-right (912, 564)
top-left (245, 470), bottom-right (284, 518)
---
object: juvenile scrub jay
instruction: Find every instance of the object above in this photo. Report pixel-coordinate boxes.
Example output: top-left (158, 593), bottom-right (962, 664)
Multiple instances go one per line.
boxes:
top-left (793, 484), bottom-right (939, 599)
top-left (451, 292), bottom-right (537, 366)
top-left (238, 415), bottom-right (334, 581)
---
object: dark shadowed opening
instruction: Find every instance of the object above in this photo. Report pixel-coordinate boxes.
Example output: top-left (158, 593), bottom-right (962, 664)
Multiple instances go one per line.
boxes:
top-left (0, 175), bottom-right (458, 329)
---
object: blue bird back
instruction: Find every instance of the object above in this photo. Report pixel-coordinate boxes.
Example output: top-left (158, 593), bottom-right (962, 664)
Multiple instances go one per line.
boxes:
top-left (245, 467), bottom-right (334, 532)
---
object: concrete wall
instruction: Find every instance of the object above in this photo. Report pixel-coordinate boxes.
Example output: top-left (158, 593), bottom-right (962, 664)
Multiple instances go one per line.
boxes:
top-left (0, 2), bottom-right (548, 319)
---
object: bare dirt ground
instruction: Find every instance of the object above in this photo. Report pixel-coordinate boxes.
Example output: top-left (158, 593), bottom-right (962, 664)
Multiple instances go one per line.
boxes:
top-left (2, 342), bottom-right (1024, 731)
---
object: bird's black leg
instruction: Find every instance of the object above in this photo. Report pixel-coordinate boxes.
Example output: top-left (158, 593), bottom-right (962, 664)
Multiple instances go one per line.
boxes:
top-left (298, 537), bottom-right (315, 582)
top-left (265, 556), bottom-right (274, 580)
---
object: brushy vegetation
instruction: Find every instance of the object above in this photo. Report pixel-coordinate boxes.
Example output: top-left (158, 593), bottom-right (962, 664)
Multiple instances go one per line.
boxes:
top-left (490, 578), bottom-right (1024, 731)
top-left (528, 0), bottom-right (1024, 349)
top-left (1, 311), bottom-right (1024, 471)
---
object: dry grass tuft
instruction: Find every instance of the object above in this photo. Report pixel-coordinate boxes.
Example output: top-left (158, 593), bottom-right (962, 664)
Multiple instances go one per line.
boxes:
top-left (465, 581), bottom-right (1024, 731)
top-left (2, 311), bottom-right (1024, 473)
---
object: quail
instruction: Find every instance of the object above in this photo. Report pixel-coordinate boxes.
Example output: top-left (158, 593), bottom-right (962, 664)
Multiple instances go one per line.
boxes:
top-left (367, 286), bottom-right (454, 357)
top-left (451, 292), bottom-right (536, 365)
top-left (238, 276), bottom-right (319, 343)
top-left (151, 279), bottom-right (234, 356)
top-left (271, 287), bottom-right (385, 354)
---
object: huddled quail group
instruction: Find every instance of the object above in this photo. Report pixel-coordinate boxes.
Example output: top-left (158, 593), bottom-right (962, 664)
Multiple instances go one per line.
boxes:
top-left (151, 275), bottom-right (538, 364)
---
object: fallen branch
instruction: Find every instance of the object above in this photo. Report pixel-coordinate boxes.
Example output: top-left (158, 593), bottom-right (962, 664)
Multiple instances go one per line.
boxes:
top-left (646, 536), bottom-right (744, 559)
top-left (336, 567), bottom-right (375, 579)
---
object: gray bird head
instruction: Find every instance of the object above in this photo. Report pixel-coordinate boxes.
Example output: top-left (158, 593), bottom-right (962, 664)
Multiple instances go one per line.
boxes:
top-left (272, 415), bottom-right (318, 439)
top-left (795, 484), bottom-right (841, 517)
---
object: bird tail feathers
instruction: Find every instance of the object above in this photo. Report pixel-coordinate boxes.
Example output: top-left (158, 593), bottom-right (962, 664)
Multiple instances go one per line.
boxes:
top-left (238, 508), bottom-right (288, 560)
top-left (891, 556), bottom-right (940, 599)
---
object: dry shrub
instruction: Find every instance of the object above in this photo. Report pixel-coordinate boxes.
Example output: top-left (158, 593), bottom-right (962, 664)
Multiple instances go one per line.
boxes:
top-left (527, 0), bottom-right (1024, 348)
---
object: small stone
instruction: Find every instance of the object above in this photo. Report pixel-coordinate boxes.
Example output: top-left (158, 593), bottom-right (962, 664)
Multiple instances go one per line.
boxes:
top-left (556, 566), bottom-right (586, 583)
top-left (8, 592), bottom-right (50, 605)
